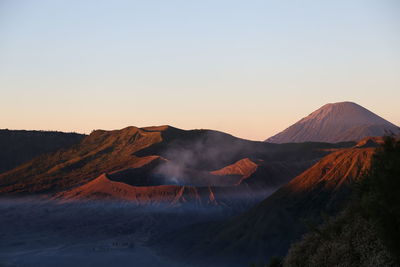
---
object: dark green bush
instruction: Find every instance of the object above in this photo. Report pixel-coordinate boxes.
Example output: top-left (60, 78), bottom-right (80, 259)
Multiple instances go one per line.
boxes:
top-left (358, 136), bottom-right (400, 261)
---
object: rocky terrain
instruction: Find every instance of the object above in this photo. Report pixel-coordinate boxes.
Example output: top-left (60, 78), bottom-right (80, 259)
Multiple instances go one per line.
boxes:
top-left (154, 142), bottom-right (376, 265)
top-left (0, 125), bottom-right (352, 206)
top-left (1, 102), bottom-right (397, 266)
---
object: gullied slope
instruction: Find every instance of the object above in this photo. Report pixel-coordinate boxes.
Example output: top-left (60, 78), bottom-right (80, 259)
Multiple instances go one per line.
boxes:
top-left (211, 158), bottom-right (258, 184)
top-left (284, 137), bottom-right (400, 266)
top-left (54, 172), bottom-right (273, 206)
top-left (0, 126), bottom-right (163, 193)
top-left (0, 125), bottom-right (354, 206)
top-left (266, 102), bottom-right (398, 143)
top-left (157, 147), bottom-right (375, 264)
top-left (283, 147), bottom-right (373, 196)
top-left (53, 156), bottom-right (314, 205)
top-left (55, 174), bottom-right (220, 205)
top-left (213, 148), bottom-right (374, 259)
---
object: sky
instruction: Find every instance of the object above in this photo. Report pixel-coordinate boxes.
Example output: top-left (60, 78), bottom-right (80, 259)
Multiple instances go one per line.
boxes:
top-left (0, 0), bottom-right (399, 140)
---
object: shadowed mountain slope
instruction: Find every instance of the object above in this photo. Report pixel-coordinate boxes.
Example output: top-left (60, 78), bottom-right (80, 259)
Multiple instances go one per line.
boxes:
top-left (0, 129), bottom-right (85, 174)
top-left (54, 172), bottom-right (275, 207)
top-left (0, 126), bottom-right (164, 194)
top-left (52, 156), bottom-right (312, 205)
top-left (0, 125), bottom-right (353, 197)
top-left (266, 102), bottom-right (398, 143)
top-left (154, 146), bottom-right (375, 265)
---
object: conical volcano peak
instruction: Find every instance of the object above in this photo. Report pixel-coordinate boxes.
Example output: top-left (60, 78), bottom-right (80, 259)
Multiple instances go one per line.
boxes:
top-left (301, 101), bottom-right (387, 124)
top-left (267, 102), bottom-right (398, 143)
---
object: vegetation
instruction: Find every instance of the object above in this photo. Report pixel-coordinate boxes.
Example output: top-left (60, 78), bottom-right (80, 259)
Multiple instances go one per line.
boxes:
top-left (0, 129), bottom-right (84, 173)
top-left (283, 136), bottom-right (400, 266)
top-left (358, 136), bottom-right (400, 260)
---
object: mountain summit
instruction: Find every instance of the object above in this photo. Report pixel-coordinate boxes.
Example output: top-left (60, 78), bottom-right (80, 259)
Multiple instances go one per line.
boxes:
top-left (266, 101), bottom-right (398, 143)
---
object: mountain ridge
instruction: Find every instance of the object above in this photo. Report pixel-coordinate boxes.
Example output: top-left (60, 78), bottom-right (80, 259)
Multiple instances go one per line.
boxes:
top-left (153, 146), bottom-right (376, 265)
top-left (0, 125), bottom-right (353, 205)
top-left (0, 129), bottom-right (85, 174)
top-left (266, 102), bottom-right (398, 143)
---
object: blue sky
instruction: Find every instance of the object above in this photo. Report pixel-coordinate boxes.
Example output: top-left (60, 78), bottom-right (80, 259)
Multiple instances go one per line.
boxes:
top-left (0, 0), bottom-right (399, 140)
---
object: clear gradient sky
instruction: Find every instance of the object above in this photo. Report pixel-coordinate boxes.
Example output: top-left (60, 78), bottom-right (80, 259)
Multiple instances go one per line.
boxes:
top-left (1, 0), bottom-right (399, 140)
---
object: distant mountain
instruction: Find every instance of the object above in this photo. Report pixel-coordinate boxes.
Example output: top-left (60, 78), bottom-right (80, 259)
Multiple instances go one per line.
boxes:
top-left (154, 144), bottom-right (376, 265)
top-left (0, 125), bottom-right (352, 205)
top-left (266, 102), bottom-right (398, 143)
top-left (0, 129), bottom-right (85, 174)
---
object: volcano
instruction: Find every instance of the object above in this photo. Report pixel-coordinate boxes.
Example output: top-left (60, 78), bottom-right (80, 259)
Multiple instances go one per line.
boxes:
top-left (266, 102), bottom-right (398, 143)
top-left (0, 125), bottom-right (352, 205)
top-left (155, 144), bottom-right (376, 264)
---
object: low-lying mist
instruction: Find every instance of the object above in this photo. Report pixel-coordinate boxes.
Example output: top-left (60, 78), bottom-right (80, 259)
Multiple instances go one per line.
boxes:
top-left (0, 198), bottom-right (249, 267)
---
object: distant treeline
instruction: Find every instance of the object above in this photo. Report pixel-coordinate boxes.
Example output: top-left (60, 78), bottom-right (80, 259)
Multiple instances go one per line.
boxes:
top-left (0, 129), bottom-right (86, 174)
top-left (0, 129), bottom-right (84, 135)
